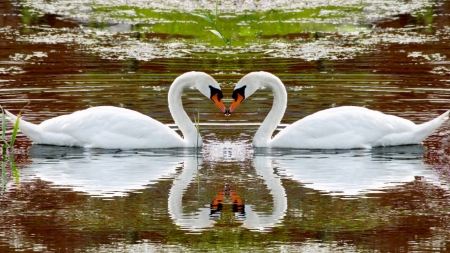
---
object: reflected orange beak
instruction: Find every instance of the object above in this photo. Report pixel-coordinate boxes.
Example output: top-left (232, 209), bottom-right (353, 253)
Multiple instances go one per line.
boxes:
top-left (228, 93), bottom-right (244, 114)
top-left (211, 93), bottom-right (227, 114)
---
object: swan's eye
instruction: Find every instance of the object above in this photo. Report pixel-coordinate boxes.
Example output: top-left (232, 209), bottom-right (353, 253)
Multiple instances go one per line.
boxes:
top-left (209, 86), bottom-right (223, 101)
top-left (232, 85), bottom-right (246, 101)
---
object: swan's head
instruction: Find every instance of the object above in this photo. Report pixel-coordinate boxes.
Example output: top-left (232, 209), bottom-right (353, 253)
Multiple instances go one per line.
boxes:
top-left (182, 72), bottom-right (227, 114)
top-left (228, 72), bottom-right (278, 114)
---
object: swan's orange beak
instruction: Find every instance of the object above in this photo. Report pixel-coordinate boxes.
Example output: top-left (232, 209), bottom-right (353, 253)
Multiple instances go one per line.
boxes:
top-left (228, 93), bottom-right (244, 114)
top-left (211, 93), bottom-right (227, 114)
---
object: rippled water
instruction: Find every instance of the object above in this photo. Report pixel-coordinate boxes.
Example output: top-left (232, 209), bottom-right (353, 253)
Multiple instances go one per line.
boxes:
top-left (1, 0), bottom-right (450, 252)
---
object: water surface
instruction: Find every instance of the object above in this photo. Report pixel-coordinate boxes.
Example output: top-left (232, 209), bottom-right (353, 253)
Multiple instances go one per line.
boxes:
top-left (1, 0), bottom-right (450, 252)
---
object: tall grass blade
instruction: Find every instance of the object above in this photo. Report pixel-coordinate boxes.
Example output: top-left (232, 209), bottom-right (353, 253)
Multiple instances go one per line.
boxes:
top-left (209, 30), bottom-right (230, 45)
top-left (209, 30), bottom-right (224, 39)
top-left (0, 105), bottom-right (23, 194)
top-left (10, 158), bottom-right (19, 188)
top-left (1, 106), bottom-right (6, 141)
top-left (190, 12), bottom-right (213, 23)
top-left (190, 0), bottom-right (230, 46)
top-left (1, 161), bottom-right (5, 195)
top-left (2, 143), bottom-right (6, 159)
top-left (10, 115), bottom-right (20, 148)
top-left (193, 110), bottom-right (200, 151)
top-left (215, 0), bottom-right (218, 21)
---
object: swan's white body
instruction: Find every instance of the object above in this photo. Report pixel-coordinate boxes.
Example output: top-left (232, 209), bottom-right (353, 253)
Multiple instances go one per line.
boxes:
top-left (229, 72), bottom-right (449, 149)
top-left (5, 72), bottom-right (226, 149)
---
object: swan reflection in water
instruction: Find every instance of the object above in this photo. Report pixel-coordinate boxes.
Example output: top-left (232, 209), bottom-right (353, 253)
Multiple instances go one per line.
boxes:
top-left (21, 145), bottom-right (190, 197)
top-left (21, 144), bottom-right (288, 232)
top-left (257, 145), bottom-right (441, 196)
top-left (20, 144), bottom-right (443, 232)
top-left (168, 153), bottom-right (287, 232)
top-left (169, 144), bottom-right (443, 231)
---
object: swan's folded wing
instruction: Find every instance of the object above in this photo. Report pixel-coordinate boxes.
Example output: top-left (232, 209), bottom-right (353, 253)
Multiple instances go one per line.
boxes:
top-left (38, 106), bottom-right (184, 149)
top-left (271, 106), bottom-right (416, 149)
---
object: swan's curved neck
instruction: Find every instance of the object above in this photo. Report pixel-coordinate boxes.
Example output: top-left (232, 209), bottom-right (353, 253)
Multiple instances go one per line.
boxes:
top-left (168, 79), bottom-right (202, 147)
top-left (253, 76), bottom-right (287, 147)
top-left (168, 157), bottom-right (213, 231)
top-left (243, 156), bottom-right (287, 230)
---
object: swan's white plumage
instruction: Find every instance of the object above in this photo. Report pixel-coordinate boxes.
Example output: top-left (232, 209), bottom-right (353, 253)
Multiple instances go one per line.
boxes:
top-left (4, 72), bottom-right (225, 149)
top-left (232, 72), bottom-right (449, 149)
top-left (6, 106), bottom-right (182, 149)
top-left (271, 106), bottom-right (448, 149)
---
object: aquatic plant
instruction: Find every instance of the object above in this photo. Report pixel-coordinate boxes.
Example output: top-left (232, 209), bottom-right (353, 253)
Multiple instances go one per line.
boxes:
top-left (193, 109), bottom-right (201, 154)
top-left (190, 0), bottom-right (231, 45)
top-left (0, 106), bottom-right (20, 194)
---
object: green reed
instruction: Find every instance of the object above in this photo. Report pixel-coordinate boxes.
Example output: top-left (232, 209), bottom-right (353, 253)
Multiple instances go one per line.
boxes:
top-left (193, 109), bottom-right (201, 200)
top-left (190, 0), bottom-right (231, 45)
top-left (193, 109), bottom-right (201, 154)
top-left (0, 106), bottom-right (21, 194)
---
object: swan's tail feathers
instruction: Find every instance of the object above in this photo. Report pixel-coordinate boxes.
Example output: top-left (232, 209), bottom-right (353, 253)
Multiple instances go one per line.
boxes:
top-left (414, 110), bottom-right (449, 142)
top-left (4, 110), bottom-right (42, 143)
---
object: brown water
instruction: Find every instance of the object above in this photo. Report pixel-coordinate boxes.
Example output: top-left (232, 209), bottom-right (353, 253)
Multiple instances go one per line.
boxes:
top-left (1, 0), bottom-right (450, 252)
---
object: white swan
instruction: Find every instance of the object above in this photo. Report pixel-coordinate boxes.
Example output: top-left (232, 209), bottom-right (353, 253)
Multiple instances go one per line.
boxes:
top-left (4, 71), bottom-right (226, 149)
top-left (228, 71), bottom-right (449, 149)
